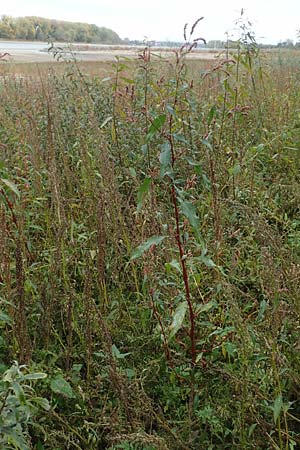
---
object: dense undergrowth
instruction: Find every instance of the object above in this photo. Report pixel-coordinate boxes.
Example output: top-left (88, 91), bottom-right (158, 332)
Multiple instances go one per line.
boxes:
top-left (1, 22), bottom-right (300, 449)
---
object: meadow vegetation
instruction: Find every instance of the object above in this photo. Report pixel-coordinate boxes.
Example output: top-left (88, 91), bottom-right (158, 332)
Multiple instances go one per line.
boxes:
top-left (1, 20), bottom-right (300, 449)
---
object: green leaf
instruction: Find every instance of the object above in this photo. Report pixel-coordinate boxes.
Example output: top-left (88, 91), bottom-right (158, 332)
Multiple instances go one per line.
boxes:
top-left (146, 114), bottom-right (166, 141)
top-left (257, 299), bottom-right (267, 322)
top-left (201, 139), bottom-right (213, 151)
top-left (141, 143), bottom-right (148, 156)
top-left (196, 248), bottom-right (216, 268)
top-left (36, 441), bottom-right (45, 450)
top-left (228, 164), bottom-right (241, 176)
top-left (273, 394), bottom-right (283, 423)
top-left (165, 259), bottom-right (181, 274)
top-left (169, 301), bottom-right (187, 339)
top-left (128, 167), bottom-right (137, 178)
top-left (130, 235), bottom-right (166, 261)
top-left (31, 396), bottom-right (51, 411)
top-left (178, 198), bottom-right (199, 230)
top-left (159, 141), bottom-right (172, 177)
top-left (256, 143), bottom-right (264, 152)
top-left (125, 368), bottom-right (135, 379)
top-left (149, 114), bottom-right (167, 133)
top-left (23, 372), bottom-right (47, 380)
top-left (12, 381), bottom-right (26, 405)
top-left (1, 178), bottom-right (20, 198)
top-left (112, 344), bottom-right (131, 359)
top-left (248, 423), bottom-right (257, 438)
top-left (137, 177), bottom-right (151, 213)
top-left (196, 301), bottom-right (217, 314)
top-left (173, 133), bottom-right (188, 144)
top-left (200, 255), bottom-right (216, 268)
top-left (223, 341), bottom-right (237, 360)
top-left (208, 105), bottom-right (217, 125)
top-left (159, 141), bottom-right (171, 166)
top-left (4, 428), bottom-right (30, 450)
top-left (0, 310), bottom-right (11, 324)
top-left (121, 77), bottom-right (135, 84)
top-left (166, 104), bottom-right (176, 117)
top-left (50, 375), bottom-right (75, 399)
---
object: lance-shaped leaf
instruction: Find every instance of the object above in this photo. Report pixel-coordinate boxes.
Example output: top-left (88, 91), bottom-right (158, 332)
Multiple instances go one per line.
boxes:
top-left (130, 235), bottom-right (166, 260)
top-left (178, 198), bottom-right (200, 230)
top-left (273, 394), bottom-right (283, 424)
top-left (137, 177), bottom-right (151, 212)
top-left (1, 178), bottom-right (20, 198)
top-left (146, 114), bottom-right (166, 141)
top-left (159, 141), bottom-right (172, 177)
top-left (169, 301), bottom-right (187, 339)
top-left (50, 374), bottom-right (75, 398)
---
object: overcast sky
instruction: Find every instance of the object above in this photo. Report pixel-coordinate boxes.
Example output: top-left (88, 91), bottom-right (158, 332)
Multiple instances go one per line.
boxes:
top-left (2, 0), bottom-right (300, 44)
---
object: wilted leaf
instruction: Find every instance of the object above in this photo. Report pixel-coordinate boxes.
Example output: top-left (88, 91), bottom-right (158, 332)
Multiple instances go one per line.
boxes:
top-left (100, 116), bottom-right (112, 128)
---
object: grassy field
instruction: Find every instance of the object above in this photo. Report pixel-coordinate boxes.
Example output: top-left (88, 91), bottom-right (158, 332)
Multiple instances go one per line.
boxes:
top-left (1, 34), bottom-right (300, 450)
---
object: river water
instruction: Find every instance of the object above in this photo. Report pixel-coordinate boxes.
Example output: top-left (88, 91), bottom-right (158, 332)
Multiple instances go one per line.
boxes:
top-left (0, 40), bottom-right (219, 63)
top-left (0, 41), bottom-right (47, 51)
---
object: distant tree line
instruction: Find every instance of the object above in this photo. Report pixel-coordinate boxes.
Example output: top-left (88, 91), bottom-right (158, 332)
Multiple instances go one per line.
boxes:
top-left (0, 15), bottom-right (122, 44)
top-left (206, 39), bottom-right (300, 49)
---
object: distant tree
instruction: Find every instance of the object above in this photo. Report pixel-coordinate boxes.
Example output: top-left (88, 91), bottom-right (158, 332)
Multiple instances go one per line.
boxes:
top-left (277, 39), bottom-right (294, 48)
top-left (0, 16), bottom-right (122, 44)
top-left (0, 15), bottom-right (16, 39)
top-left (296, 30), bottom-right (300, 47)
top-left (206, 40), bottom-right (225, 49)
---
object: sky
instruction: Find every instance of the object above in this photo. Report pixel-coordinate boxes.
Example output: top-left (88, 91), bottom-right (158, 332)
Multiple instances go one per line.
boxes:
top-left (2, 0), bottom-right (300, 44)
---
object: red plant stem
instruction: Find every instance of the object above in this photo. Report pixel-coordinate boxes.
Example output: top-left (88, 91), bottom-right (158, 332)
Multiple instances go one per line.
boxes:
top-left (170, 184), bottom-right (196, 365)
top-left (167, 55), bottom-right (197, 366)
top-left (0, 188), bottom-right (18, 228)
top-left (0, 188), bottom-right (33, 262)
